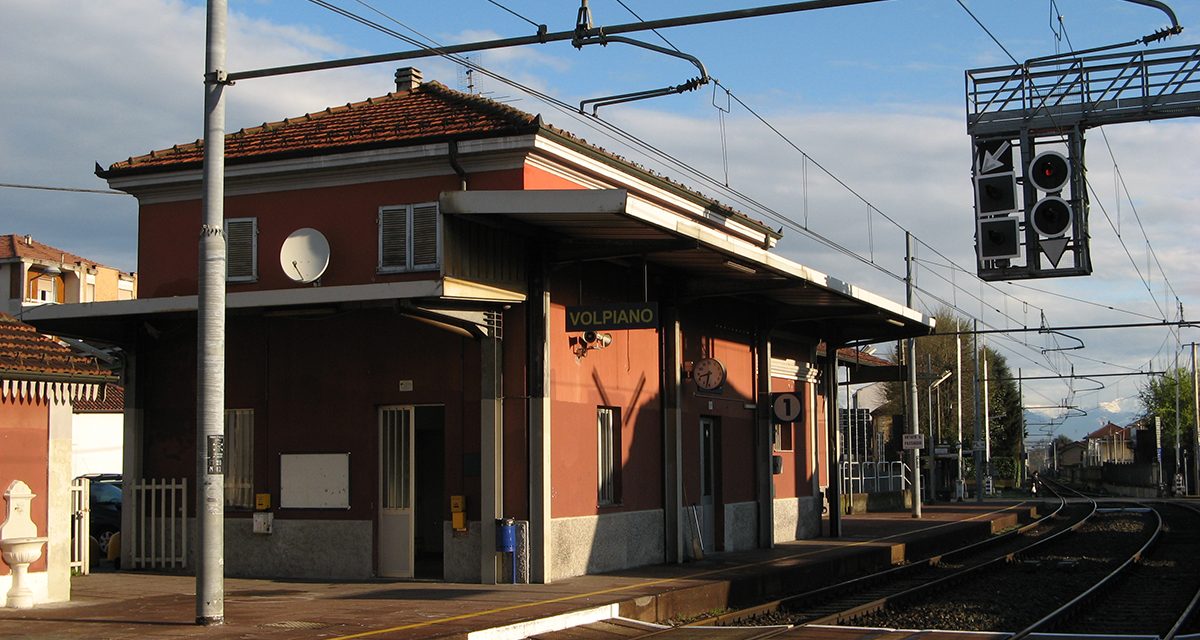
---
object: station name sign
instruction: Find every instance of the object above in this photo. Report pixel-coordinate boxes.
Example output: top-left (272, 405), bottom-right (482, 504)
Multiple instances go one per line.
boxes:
top-left (566, 302), bottom-right (658, 331)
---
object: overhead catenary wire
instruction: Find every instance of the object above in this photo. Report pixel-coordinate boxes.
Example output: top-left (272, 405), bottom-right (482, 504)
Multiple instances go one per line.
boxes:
top-left (0, 182), bottom-right (129, 196)
top-left (306, 0), bottom-right (1175, 427)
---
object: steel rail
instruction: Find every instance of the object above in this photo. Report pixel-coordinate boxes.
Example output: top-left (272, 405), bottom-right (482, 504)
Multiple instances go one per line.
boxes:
top-left (1009, 501), bottom-right (1164, 639)
top-left (1164, 500), bottom-right (1200, 640)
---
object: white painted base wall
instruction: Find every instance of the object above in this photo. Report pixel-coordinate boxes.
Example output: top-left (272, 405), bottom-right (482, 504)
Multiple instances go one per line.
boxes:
top-left (551, 509), bottom-right (663, 581)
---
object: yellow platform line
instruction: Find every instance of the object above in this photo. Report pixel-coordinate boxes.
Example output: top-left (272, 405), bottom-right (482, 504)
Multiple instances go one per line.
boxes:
top-left (330, 502), bottom-right (1029, 639)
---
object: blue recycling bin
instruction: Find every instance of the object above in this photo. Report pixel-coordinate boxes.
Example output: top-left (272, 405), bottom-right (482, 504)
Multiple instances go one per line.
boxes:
top-left (495, 518), bottom-right (516, 553)
top-left (495, 518), bottom-right (517, 584)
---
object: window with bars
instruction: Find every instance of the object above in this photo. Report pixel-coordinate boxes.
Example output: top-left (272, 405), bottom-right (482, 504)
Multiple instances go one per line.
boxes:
top-left (224, 408), bottom-right (254, 509)
top-left (224, 217), bottom-right (258, 282)
top-left (378, 203), bottom-right (440, 272)
top-left (597, 406), bottom-right (621, 506)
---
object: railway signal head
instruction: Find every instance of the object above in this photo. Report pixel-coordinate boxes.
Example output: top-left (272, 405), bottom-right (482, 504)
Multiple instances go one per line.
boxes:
top-left (1030, 196), bottom-right (1072, 238)
top-left (978, 216), bottom-right (1020, 261)
top-left (1029, 151), bottom-right (1070, 193)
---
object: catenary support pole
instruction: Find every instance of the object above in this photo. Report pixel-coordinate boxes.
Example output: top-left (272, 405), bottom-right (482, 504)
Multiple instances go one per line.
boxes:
top-left (1192, 343), bottom-right (1198, 495)
top-left (197, 0), bottom-right (227, 625)
top-left (905, 233), bottom-right (921, 517)
top-left (973, 320), bottom-right (983, 502)
top-left (956, 333), bottom-right (963, 500)
top-left (982, 340), bottom-right (991, 493)
top-left (1175, 335), bottom-right (1182, 485)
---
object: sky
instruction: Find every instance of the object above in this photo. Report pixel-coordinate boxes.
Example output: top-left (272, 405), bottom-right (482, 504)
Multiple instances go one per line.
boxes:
top-left (3, 0), bottom-right (1199, 442)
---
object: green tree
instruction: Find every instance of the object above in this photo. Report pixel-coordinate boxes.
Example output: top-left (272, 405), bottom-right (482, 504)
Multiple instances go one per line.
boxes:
top-left (879, 308), bottom-right (1025, 481)
top-left (1137, 367), bottom-right (1196, 452)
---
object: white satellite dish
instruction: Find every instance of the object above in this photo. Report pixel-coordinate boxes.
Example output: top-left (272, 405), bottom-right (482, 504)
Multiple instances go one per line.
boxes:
top-left (279, 228), bottom-right (330, 284)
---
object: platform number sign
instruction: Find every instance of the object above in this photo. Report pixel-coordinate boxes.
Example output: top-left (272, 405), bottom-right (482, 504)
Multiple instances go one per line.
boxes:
top-left (772, 392), bottom-right (803, 423)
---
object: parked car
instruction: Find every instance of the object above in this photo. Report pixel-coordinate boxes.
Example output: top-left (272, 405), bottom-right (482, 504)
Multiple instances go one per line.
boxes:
top-left (77, 474), bottom-right (122, 560)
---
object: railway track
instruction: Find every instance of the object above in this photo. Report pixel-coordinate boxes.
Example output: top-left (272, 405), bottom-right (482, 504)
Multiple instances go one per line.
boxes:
top-left (527, 486), bottom-right (1072, 639)
top-left (1018, 500), bottom-right (1200, 638)
top-left (527, 485), bottom-right (1200, 639)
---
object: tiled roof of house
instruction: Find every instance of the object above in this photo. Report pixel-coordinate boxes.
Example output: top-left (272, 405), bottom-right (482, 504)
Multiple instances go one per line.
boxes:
top-left (100, 80), bottom-right (778, 238)
top-left (0, 234), bottom-right (105, 269)
top-left (73, 384), bottom-right (124, 413)
top-left (104, 81), bottom-right (540, 175)
top-left (1085, 421), bottom-right (1128, 440)
top-left (0, 313), bottom-right (111, 380)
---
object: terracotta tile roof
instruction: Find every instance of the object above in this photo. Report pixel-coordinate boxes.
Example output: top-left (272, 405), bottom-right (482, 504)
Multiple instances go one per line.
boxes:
top-left (0, 234), bottom-right (108, 269)
top-left (0, 314), bottom-right (111, 380)
top-left (816, 343), bottom-right (893, 367)
top-left (104, 82), bottom-right (540, 175)
top-left (73, 384), bottom-right (124, 413)
top-left (99, 80), bottom-right (778, 239)
top-left (1085, 421), bottom-right (1128, 440)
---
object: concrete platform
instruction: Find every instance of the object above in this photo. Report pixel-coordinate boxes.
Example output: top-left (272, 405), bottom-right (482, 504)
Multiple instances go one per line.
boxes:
top-left (0, 501), bottom-right (1037, 640)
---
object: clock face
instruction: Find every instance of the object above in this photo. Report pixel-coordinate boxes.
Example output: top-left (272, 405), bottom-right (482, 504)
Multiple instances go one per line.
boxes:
top-left (693, 357), bottom-right (726, 391)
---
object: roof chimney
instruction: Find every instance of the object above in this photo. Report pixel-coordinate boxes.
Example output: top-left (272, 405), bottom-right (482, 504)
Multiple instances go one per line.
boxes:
top-left (394, 67), bottom-right (423, 93)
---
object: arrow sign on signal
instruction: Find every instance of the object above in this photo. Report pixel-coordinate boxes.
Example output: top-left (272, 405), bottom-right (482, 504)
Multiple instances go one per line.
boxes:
top-left (979, 141), bottom-right (1011, 174)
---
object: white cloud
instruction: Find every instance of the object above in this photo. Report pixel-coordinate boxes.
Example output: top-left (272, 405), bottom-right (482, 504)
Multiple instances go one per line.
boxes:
top-left (2, 0), bottom-right (1195, 428)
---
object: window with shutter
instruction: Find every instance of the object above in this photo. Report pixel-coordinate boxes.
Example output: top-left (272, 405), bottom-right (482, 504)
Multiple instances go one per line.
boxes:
top-left (225, 218), bottom-right (257, 282)
top-left (411, 204), bottom-right (439, 269)
top-left (379, 207), bottom-right (408, 269)
top-left (378, 203), bottom-right (440, 272)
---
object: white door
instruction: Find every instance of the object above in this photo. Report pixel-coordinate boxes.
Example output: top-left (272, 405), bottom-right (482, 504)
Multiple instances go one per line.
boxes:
top-left (379, 406), bottom-right (415, 577)
top-left (699, 416), bottom-right (716, 552)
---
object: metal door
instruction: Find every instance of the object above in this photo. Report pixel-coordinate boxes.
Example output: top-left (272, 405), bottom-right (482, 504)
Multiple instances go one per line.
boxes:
top-left (699, 416), bottom-right (716, 552)
top-left (379, 406), bottom-right (415, 577)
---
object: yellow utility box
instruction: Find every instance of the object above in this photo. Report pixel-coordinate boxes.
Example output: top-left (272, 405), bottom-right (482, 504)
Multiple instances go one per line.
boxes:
top-left (450, 495), bottom-right (467, 531)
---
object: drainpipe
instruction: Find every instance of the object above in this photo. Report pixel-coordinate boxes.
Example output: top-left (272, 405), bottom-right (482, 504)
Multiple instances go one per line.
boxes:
top-left (824, 341), bottom-right (843, 537)
top-left (755, 319), bottom-right (774, 548)
top-left (449, 141), bottom-right (468, 191)
top-left (661, 302), bottom-right (683, 563)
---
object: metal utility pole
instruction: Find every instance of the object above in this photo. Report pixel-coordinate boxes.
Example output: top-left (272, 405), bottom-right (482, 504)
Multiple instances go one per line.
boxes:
top-left (1175, 335), bottom-right (1182, 487)
top-left (1192, 342), bottom-right (1198, 495)
top-left (973, 320), bottom-right (983, 502)
top-left (956, 333), bottom-right (963, 500)
top-left (982, 338), bottom-right (991, 493)
top-left (198, 0), bottom-right (227, 626)
top-left (906, 233), bottom-right (921, 518)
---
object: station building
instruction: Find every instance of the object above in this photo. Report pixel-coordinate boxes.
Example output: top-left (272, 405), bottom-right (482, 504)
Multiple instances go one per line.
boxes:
top-left (27, 69), bottom-right (932, 583)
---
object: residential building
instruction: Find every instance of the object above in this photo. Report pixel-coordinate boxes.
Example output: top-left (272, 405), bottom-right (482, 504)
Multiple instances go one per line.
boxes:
top-left (1083, 421), bottom-right (1134, 465)
top-left (0, 234), bottom-right (136, 317)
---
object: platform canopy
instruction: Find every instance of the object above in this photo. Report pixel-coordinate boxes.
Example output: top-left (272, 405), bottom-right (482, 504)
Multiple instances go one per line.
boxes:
top-left (440, 189), bottom-right (933, 345)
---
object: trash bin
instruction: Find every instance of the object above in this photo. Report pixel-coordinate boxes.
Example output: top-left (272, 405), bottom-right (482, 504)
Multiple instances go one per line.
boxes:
top-left (495, 518), bottom-right (517, 583)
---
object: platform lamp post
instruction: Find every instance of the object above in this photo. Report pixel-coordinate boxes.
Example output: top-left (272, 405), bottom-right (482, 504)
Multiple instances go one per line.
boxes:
top-left (905, 232), bottom-right (921, 518)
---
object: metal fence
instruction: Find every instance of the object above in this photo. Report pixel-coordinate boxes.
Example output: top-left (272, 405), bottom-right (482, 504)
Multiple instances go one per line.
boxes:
top-left (841, 460), bottom-right (910, 495)
top-left (69, 477), bottom-right (90, 575)
top-left (129, 477), bottom-right (188, 570)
